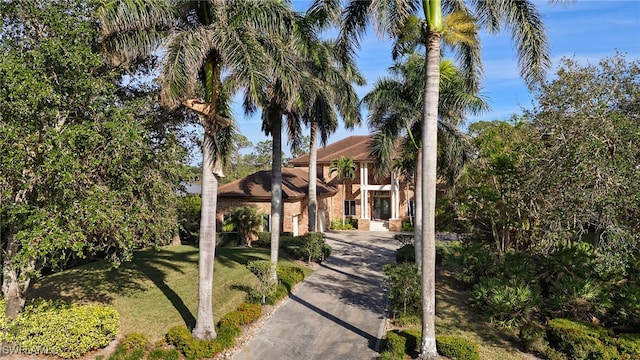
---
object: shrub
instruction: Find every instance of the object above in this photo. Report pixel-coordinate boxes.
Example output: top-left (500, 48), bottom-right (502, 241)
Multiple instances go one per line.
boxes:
top-left (469, 277), bottom-right (541, 329)
top-left (177, 194), bottom-right (201, 244)
top-left (216, 232), bottom-right (240, 247)
top-left (383, 263), bottom-right (421, 317)
top-left (546, 318), bottom-right (619, 360)
top-left (108, 333), bottom-right (148, 360)
top-left (147, 348), bottom-right (180, 360)
top-left (3, 298), bottom-right (119, 359)
top-left (265, 283), bottom-right (289, 305)
top-left (439, 242), bottom-right (494, 284)
top-left (246, 260), bottom-right (278, 304)
top-left (395, 244), bottom-right (415, 263)
top-left (436, 335), bottom-right (480, 360)
top-left (330, 218), bottom-right (356, 230)
top-left (616, 333), bottom-right (640, 359)
top-left (256, 232), bottom-right (270, 247)
top-left (380, 331), bottom-right (407, 360)
top-left (166, 324), bottom-right (240, 360)
top-left (218, 303), bottom-right (262, 327)
top-left (299, 232), bottom-right (327, 263)
top-left (277, 265), bottom-right (305, 292)
top-left (401, 221), bottom-right (414, 232)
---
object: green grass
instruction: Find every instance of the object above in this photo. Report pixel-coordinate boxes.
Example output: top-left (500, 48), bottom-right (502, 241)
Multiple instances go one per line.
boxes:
top-left (28, 245), bottom-right (310, 342)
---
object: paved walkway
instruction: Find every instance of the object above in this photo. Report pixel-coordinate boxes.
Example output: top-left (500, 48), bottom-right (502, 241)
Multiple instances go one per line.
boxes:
top-left (232, 231), bottom-right (397, 360)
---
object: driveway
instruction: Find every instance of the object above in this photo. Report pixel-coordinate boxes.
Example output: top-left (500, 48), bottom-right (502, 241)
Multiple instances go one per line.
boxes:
top-left (231, 231), bottom-right (397, 360)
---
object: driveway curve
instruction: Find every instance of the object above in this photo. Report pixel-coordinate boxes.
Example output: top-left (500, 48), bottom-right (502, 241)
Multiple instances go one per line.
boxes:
top-left (231, 231), bottom-right (397, 360)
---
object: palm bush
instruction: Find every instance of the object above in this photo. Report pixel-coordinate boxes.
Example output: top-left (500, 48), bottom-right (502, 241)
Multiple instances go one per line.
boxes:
top-left (224, 206), bottom-right (263, 247)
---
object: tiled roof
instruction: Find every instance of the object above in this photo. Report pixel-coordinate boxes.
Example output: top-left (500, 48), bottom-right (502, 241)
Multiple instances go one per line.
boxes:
top-left (218, 167), bottom-right (337, 201)
top-left (288, 135), bottom-right (374, 166)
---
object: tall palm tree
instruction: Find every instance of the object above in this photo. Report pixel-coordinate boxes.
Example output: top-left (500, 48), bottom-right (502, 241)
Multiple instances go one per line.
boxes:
top-left (300, 1), bottom-right (364, 233)
top-left (364, 54), bottom-right (488, 268)
top-left (340, 1), bottom-right (550, 357)
top-left (98, 0), bottom-right (297, 340)
top-left (329, 156), bottom-right (357, 226)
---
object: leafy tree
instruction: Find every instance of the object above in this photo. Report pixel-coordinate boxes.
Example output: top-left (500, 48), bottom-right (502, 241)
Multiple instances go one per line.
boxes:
top-left (527, 54), bottom-right (640, 263)
top-left (0, 0), bottom-right (185, 319)
top-left (339, 0), bottom-right (551, 356)
top-left (223, 206), bottom-right (263, 247)
top-left (98, 0), bottom-right (297, 340)
top-left (363, 54), bottom-right (487, 267)
top-left (461, 119), bottom-right (537, 255)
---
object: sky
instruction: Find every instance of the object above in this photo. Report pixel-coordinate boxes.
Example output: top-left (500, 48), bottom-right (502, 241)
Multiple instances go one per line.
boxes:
top-left (227, 1), bottom-right (640, 156)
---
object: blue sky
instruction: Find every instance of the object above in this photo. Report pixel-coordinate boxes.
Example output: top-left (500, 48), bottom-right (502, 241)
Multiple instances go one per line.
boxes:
top-left (229, 1), bottom-right (640, 155)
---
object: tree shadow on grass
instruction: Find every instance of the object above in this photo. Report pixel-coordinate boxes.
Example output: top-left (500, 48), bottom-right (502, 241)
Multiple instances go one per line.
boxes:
top-left (214, 247), bottom-right (270, 267)
top-left (28, 246), bottom-right (200, 328)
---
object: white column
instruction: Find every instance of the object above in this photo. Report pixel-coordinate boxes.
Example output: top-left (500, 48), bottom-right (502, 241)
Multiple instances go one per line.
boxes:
top-left (391, 172), bottom-right (399, 219)
top-left (360, 162), bottom-right (369, 219)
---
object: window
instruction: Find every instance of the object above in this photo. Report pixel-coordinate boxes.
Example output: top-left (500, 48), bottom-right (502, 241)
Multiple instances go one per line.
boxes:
top-left (262, 214), bottom-right (271, 232)
top-left (408, 200), bottom-right (415, 218)
top-left (344, 200), bottom-right (356, 216)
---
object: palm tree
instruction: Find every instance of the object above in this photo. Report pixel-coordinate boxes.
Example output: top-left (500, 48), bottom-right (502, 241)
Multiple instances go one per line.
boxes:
top-left (224, 206), bottom-right (262, 247)
top-left (330, 156), bottom-right (357, 226)
top-left (299, 2), bottom-right (364, 233)
top-left (364, 54), bottom-right (488, 269)
top-left (340, 1), bottom-right (550, 357)
top-left (98, 0), bottom-right (297, 340)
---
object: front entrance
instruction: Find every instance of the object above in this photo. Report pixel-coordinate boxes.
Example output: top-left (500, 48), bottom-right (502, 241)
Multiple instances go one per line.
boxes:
top-left (372, 197), bottom-right (391, 220)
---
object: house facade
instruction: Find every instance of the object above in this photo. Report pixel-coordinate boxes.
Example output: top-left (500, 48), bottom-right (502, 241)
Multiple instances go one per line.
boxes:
top-left (217, 135), bottom-right (414, 234)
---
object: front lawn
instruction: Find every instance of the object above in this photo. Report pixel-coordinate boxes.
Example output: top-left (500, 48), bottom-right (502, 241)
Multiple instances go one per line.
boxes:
top-left (28, 245), bottom-right (310, 341)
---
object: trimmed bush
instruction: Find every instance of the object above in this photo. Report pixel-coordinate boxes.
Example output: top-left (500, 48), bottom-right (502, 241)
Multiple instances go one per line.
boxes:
top-left (277, 265), bottom-right (305, 292)
top-left (256, 232), bottom-right (271, 247)
top-left (380, 331), bottom-right (407, 360)
top-left (547, 318), bottom-right (619, 360)
top-left (166, 324), bottom-right (241, 360)
top-left (3, 298), bottom-right (119, 358)
top-left (216, 232), bottom-right (240, 247)
top-left (218, 303), bottom-right (262, 327)
top-left (383, 263), bottom-right (421, 317)
top-left (395, 244), bottom-right (415, 263)
top-left (436, 335), bottom-right (480, 360)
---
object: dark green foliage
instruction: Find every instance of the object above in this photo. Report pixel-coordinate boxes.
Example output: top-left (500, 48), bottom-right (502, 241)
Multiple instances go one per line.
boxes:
top-left (166, 324), bottom-right (241, 360)
top-left (383, 263), bottom-right (421, 317)
top-left (439, 242), bottom-right (494, 284)
top-left (380, 332), bottom-right (407, 360)
top-left (380, 330), bottom-right (480, 360)
top-left (264, 284), bottom-right (290, 305)
top-left (469, 277), bottom-right (542, 329)
top-left (0, 299), bottom-right (119, 358)
top-left (177, 195), bottom-right (201, 244)
top-left (256, 232), bottom-right (271, 247)
top-left (436, 335), bottom-right (481, 360)
top-left (216, 232), bottom-right (240, 247)
top-left (401, 221), bottom-right (414, 232)
top-left (223, 206), bottom-right (264, 246)
top-left (147, 349), bottom-right (180, 360)
top-left (281, 233), bottom-right (331, 264)
top-left (395, 244), bottom-right (415, 263)
top-left (246, 260), bottom-right (277, 304)
top-left (546, 319), bottom-right (620, 360)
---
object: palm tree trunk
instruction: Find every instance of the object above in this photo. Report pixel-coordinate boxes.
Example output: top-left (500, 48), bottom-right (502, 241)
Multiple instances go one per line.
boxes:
top-left (308, 121), bottom-right (318, 232)
top-left (193, 133), bottom-right (218, 340)
top-left (419, 29), bottom-right (442, 360)
top-left (414, 151), bottom-right (423, 270)
top-left (270, 110), bottom-right (283, 282)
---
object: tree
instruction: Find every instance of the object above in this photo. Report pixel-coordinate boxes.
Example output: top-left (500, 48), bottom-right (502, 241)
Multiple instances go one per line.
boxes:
top-left (527, 54), bottom-right (640, 260)
top-left (0, 0), bottom-right (185, 319)
top-left (330, 156), bottom-right (357, 226)
top-left (340, 0), bottom-right (550, 357)
top-left (98, 0), bottom-right (297, 340)
top-left (363, 54), bottom-right (487, 268)
top-left (224, 206), bottom-right (263, 247)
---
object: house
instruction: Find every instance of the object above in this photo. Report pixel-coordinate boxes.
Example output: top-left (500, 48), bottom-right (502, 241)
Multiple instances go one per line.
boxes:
top-left (217, 135), bottom-right (415, 234)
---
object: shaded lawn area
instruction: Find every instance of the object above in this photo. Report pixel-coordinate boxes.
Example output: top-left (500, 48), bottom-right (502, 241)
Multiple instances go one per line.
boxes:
top-left (28, 245), bottom-right (310, 342)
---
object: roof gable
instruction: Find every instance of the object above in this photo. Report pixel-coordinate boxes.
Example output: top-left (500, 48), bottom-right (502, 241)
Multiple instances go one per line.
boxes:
top-left (288, 135), bottom-right (373, 166)
top-left (218, 167), bottom-right (337, 201)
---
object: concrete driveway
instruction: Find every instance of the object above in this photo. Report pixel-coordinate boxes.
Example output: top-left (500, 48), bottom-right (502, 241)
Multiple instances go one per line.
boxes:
top-left (231, 231), bottom-right (398, 360)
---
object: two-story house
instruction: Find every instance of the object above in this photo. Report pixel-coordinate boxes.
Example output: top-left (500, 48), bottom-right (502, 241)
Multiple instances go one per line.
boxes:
top-left (216, 135), bottom-right (414, 234)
